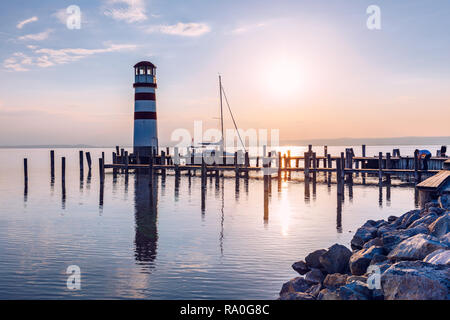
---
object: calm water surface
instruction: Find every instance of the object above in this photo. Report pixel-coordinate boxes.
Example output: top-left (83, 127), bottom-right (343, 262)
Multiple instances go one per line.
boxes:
top-left (0, 146), bottom-right (441, 299)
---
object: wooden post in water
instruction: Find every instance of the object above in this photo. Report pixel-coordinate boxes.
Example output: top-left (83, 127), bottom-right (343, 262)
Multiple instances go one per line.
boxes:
top-left (312, 152), bottom-right (317, 182)
top-left (124, 151), bottom-right (129, 178)
top-left (244, 151), bottom-right (250, 179)
top-left (116, 146), bottom-right (120, 155)
top-left (336, 158), bottom-right (343, 195)
top-left (414, 149), bottom-right (420, 183)
top-left (324, 146), bottom-right (328, 168)
top-left (304, 152), bottom-right (310, 181)
top-left (24, 158), bottom-right (28, 186)
top-left (386, 152), bottom-right (392, 184)
top-left (278, 152), bottom-right (282, 179)
top-left (50, 150), bottom-right (55, 179)
top-left (378, 152), bottom-right (383, 186)
top-left (86, 152), bottom-right (92, 171)
top-left (62, 157), bottom-right (66, 184)
top-left (161, 150), bottom-right (166, 176)
top-left (98, 158), bottom-right (104, 184)
top-left (79, 150), bottom-right (84, 175)
top-left (174, 147), bottom-right (180, 177)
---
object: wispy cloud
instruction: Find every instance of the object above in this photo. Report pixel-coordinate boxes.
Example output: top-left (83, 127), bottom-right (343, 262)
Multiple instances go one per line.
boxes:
top-left (17, 16), bottom-right (38, 29)
top-left (3, 43), bottom-right (138, 71)
top-left (103, 0), bottom-right (147, 23)
top-left (147, 22), bottom-right (211, 37)
top-left (230, 22), bottom-right (267, 35)
top-left (18, 29), bottom-right (53, 41)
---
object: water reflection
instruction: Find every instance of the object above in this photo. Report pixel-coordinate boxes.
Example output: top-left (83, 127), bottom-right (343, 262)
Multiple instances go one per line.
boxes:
top-left (134, 175), bottom-right (158, 267)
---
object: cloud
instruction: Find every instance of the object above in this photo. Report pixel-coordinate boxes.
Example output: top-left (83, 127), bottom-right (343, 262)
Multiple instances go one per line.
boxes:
top-left (230, 22), bottom-right (267, 35)
top-left (17, 16), bottom-right (38, 29)
top-left (2, 43), bottom-right (138, 71)
top-left (103, 0), bottom-right (147, 23)
top-left (147, 22), bottom-right (211, 37)
top-left (18, 29), bottom-right (53, 41)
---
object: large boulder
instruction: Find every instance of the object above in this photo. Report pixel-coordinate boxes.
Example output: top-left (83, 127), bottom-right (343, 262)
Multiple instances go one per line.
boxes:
top-left (381, 261), bottom-right (449, 300)
top-left (390, 210), bottom-right (420, 229)
top-left (440, 233), bottom-right (450, 246)
top-left (279, 277), bottom-right (311, 295)
top-left (305, 283), bottom-right (322, 297)
top-left (292, 260), bottom-right (310, 275)
top-left (362, 237), bottom-right (383, 249)
top-left (407, 213), bottom-right (438, 229)
top-left (323, 273), bottom-right (348, 290)
top-left (381, 225), bottom-right (428, 252)
top-left (338, 280), bottom-right (371, 300)
top-left (319, 244), bottom-right (352, 274)
top-left (349, 246), bottom-right (386, 276)
top-left (279, 292), bottom-right (315, 300)
top-left (423, 249), bottom-right (450, 265)
top-left (428, 213), bottom-right (450, 238)
top-left (351, 223), bottom-right (378, 250)
top-left (304, 268), bottom-right (325, 285)
top-left (317, 288), bottom-right (341, 300)
top-left (388, 234), bottom-right (446, 261)
top-left (305, 249), bottom-right (327, 269)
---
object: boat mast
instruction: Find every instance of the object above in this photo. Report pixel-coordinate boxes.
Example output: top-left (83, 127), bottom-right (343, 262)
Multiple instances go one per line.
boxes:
top-left (219, 75), bottom-right (224, 151)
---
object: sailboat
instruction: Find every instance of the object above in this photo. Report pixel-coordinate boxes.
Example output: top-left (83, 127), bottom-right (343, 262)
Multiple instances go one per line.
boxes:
top-left (189, 75), bottom-right (246, 161)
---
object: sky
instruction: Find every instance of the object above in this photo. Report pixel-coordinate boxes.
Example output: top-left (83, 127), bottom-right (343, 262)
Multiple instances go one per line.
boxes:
top-left (0, 0), bottom-right (449, 146)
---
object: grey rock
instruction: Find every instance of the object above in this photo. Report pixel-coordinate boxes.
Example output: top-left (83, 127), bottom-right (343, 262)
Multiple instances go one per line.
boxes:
top-left (305, 283), bottom-right (322, 297)
top-left (388, 215), bottom-right (398, 222)
top-left (439, 233), bottom-right (450, 246)
top-left (280, 277), bottom-right (312, 295)
top-left (423, 249), bottom-right (450, 265)
top-left (391, 210), bottom-right (420, 228)
top-left (381, 225), bottom-right (428, 252)
top-left (398, 211), bottom-right (421, 229)
top-left (362, 237), bottom-right (383, 249)
top-left (304, 268), bottom-right (325, 285)
top-left (292, 260), bottom-right (310, 275)
top-left (319, 244), bottom-right (352, 274)
top-left (407, 213), bottom-right (437, 229)
top-left (346, 275), bottom-right (368, 284)
top-left (317, 288), bottom-right (340, 300)
top-left (351, 225), bottom-right (378, 250)
top-left (338, 281), bottom-right (371, 300)
top-left (305, 249), bottom-right (327, 269)
top-left (388, 234), bottom-right (446, 261)
top-left (350, 246), bottom-right (386, 276)
top-left (381, 261), bottom-right (449, 300)
top-left (279, 292), bottom-right (315, 300)
top-left (428, 213), bottom-right (450, 238)
top-left (323, 273), bottom-right (348, 290)
top-left (371, 253), bottom-right (388, 264)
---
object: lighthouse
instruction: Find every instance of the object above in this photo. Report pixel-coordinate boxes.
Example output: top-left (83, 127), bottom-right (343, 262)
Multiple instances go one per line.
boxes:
top-left (133, 61), bottom-right (158, 157)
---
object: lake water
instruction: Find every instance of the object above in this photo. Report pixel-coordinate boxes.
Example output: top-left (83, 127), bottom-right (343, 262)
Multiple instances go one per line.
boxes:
top-left (0, 145), bottom-right (443, 299)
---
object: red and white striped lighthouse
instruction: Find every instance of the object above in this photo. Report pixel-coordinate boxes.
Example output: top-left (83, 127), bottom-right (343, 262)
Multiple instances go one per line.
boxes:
top-left (133, 61), bottom-right (158, 157)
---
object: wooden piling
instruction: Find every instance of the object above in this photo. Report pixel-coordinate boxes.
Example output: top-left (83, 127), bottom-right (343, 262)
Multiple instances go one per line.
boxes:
top-left (61, 157), bottom-right (66, 183)
top-left (86, 152), bottom-right (92, 171)
top-left (378, 152), bottom-right (383, 186)
top-left (99, 158), bottom-right (104, 184)
top-left (24, 158), bottom-right (28, 185)
top-left (50, 150), bottom-right (55, 178)
top-left (79, 150), bottom-right (84, 173)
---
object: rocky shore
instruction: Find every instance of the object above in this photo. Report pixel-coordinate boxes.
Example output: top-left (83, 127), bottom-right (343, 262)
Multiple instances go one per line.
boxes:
top-left (279, 195), bottom-right (450, 300)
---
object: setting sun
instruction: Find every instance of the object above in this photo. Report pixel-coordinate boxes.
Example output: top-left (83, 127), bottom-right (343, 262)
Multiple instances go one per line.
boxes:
top-left (266, 57), bottom-right (305, 99)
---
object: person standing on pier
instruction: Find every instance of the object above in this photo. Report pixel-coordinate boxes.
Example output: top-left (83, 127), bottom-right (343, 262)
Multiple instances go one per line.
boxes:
top-left (416, 149), bottom-right (432, 170)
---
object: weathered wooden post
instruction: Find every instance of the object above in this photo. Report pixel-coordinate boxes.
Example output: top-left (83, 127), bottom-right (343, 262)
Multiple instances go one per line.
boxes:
top-left (244, 151), bottom-right (250, 179)
top-left (161, 150), bottom-right (166, 176)
top-left (124, 151), bottom-right (129, 178)
top-left (378, 152), bottom-right (383, 186)
top-left (174, 147), bottom-right (180, 177)
top-left (278, 152), bottom-right (282, 179)
top-left (414, 149), bottom-right (420, 183)
top-left (79, 150), bottom-right (84, 176)
top-left (86, 152), bottom-right (92, 171)
top-left (61, 157), bottom-right (66, 184)
top-left (24, 158), bottom-right (28, 186)
top-left (340, 152), bottom-right (345, 182)
top-left (324, 146), bottom-right (328, 168)
top-left (386, 152), bottom-right (392, 184)
top-left (336, 158), bottom-right (343, 195)
top-left (312, 152), bottom-right (317, 182)
top-left (304, 152), bottom-right (310, 181)
top-left (50, 150), bottom-right (55, 179)
top-left (234, 151), bottom-right (239, 178)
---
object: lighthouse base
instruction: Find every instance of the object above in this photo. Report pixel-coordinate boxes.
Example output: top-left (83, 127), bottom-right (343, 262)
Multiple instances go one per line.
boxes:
top-left (134, 146), bottom-right (158, 158)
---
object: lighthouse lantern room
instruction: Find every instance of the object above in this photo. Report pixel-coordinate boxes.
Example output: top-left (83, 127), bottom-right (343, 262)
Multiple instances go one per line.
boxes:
top-left (133, 61), bottom-right (158, 157)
